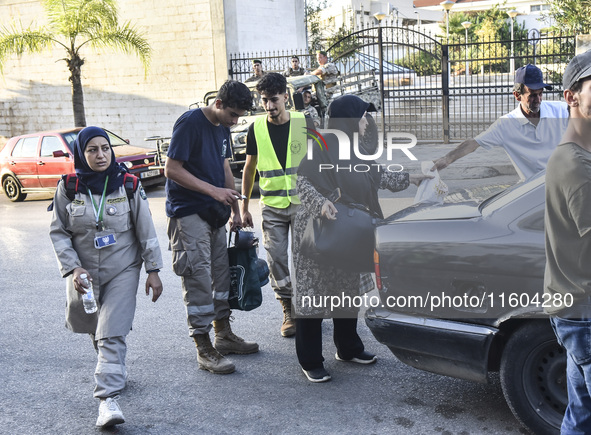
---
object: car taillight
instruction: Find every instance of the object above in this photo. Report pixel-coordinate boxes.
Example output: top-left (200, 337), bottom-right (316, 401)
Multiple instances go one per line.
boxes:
top-left (374, 249), bottom-right (382, 290)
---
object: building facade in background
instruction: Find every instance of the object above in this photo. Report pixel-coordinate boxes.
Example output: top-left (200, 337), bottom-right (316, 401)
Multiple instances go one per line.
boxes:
top-left (0, 0), bottom-right (306, 144)
top-left (415, 0), bottom-right (554, 34)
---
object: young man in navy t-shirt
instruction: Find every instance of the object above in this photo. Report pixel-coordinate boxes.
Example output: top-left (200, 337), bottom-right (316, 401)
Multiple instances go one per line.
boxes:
top-left (165, 80), bottom-right (259, 374)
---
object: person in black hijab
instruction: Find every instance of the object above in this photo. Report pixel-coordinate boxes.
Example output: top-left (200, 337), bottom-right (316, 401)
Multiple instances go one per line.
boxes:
top-left (72, 126), bottom-right (127, 195)
top-left (294, 95), bottom-right (431, 382)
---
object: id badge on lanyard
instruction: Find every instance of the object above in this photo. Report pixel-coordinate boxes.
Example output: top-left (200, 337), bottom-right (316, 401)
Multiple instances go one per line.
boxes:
top-left (89, 176), bottom-right (117, 250)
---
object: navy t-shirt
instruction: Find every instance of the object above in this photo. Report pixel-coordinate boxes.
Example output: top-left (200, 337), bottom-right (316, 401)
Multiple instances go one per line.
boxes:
top-left (165, 109), bottom-right (231, 218)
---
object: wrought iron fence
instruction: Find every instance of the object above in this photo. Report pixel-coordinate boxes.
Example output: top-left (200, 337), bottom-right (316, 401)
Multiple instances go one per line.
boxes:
top-left (228, 29), bottom-right (576, 142)
top-left (229, 49), bottom-right (316, 83)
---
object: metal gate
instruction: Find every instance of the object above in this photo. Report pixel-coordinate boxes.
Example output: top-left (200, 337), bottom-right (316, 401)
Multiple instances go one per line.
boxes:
top-left (229, 29), bottom-right (574, 142)
top-left (327, 26), bottom-right (445, 141)
top-left (327, 26), bottom-right (573, 142)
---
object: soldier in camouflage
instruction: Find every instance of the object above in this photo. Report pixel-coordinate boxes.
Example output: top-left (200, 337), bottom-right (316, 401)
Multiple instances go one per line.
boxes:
top-left (311, 50), bottom-right (339, 97)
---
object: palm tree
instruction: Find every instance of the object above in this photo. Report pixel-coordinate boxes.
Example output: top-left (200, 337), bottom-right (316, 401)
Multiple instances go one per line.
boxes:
top-left (0, 0), bottom-right (151, 127)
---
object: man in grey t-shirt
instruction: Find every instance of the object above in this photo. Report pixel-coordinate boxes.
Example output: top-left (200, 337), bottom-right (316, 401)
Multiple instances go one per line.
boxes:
top-left (545, 49), bottom-right (591, 434)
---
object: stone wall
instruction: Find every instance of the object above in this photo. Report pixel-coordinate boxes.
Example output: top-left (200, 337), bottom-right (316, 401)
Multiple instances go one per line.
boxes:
top-left (0, 0), bottom-right (228, 145)
top-left (224, 0), bottom-right (307, 55)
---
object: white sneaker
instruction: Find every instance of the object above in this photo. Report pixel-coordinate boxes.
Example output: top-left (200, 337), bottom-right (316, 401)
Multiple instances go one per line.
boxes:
top-left (96, 396), bottom-right (125, 427)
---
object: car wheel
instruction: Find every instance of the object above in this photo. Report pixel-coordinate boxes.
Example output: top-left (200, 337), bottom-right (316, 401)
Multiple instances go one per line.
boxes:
top-left (2, 175), bottom-right (27, 202)
top-left (500, 321), bottom-right (566, 435)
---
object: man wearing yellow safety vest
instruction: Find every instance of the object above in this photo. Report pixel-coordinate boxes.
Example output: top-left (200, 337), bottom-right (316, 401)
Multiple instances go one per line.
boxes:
top-left (241, 73), bottom-right (314, 337)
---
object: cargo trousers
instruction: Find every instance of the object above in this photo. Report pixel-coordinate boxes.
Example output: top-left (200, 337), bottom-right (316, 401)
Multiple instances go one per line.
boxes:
top-left (261, 203), bottom-right (299, 300)
top-left (167, 213), bottom-right (231, 336)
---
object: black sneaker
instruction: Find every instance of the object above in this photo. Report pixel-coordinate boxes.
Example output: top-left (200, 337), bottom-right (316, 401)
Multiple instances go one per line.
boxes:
top-left (335, 350), bottom-right (377, 365)
top-left (302, 366), bottom-right (331, 383)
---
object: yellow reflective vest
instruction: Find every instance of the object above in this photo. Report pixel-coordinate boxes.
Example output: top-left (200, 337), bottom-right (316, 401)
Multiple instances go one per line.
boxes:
top-left (254, 112), bottom-right (307, 208)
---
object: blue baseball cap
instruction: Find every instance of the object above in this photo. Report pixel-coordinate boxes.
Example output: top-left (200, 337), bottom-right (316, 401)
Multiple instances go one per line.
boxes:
top-left (514, 64), bottom-right (552, 90)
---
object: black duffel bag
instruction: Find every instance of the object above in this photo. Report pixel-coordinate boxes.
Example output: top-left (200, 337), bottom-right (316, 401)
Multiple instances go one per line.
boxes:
top-left (228, 229), bottom-right (268, 311)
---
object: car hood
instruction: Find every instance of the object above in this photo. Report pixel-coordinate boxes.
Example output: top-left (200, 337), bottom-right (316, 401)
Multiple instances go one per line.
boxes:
top-left (385, 200), bottom-right (482, 223)
top-left (112, 144), bottom-right (154, 158)
top-left (231, 117), bottom-right (257, 135)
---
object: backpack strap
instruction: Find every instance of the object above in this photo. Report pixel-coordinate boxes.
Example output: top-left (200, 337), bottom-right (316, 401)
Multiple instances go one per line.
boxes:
top-left (64, 174), bottom-right (79, 201)
top-left (123, 173), bottom-right (139, 200)
top-left (48, 173), bottom-right (78, 212)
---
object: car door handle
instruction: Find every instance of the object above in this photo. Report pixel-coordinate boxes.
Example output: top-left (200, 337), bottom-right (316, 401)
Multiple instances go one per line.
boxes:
top-left (38, 161), bottom-right (45, 165)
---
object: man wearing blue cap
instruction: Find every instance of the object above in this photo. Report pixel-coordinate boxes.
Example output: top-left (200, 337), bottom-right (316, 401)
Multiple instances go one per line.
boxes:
top-left (545, 49), bottom-right (591, 434)
top-left (433, 64), bottom-right (569, 180)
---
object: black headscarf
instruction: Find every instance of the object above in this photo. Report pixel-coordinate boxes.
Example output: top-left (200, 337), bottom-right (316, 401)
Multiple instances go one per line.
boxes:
top-left (298, 95), bottom-right (383, 218)
top-left (73, 126), bottom-right (126, 195)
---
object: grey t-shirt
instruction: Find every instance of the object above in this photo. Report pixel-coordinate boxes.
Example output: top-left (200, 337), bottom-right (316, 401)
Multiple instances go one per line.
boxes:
top-left (544, 142), bottom-right (591, 315)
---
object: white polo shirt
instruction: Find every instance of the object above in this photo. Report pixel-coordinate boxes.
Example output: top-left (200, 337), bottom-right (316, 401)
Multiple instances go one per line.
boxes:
top-left (475, 101), bottom-right (569, 180)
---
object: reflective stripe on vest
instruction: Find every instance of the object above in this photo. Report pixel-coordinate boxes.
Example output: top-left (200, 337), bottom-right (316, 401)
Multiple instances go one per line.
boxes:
top-left (254, 112), bottom-right (307, 208)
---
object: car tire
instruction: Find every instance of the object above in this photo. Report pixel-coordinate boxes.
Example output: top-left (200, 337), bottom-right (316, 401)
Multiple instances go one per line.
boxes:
top-left (500, 321), bottom-right (566, 435)
top-left (2, 175), bottom-right (27, 202)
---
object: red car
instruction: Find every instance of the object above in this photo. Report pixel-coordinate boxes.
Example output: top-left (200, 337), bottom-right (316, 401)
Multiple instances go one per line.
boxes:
top-left (0, 128), bottom-right (164, 202)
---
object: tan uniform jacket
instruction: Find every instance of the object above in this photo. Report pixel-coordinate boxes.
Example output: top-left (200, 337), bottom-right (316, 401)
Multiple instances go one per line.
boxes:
top-left (50, 180), bottom-right (162, 337)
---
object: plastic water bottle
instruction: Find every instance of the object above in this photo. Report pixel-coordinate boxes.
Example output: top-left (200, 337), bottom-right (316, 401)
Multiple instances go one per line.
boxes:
top-left (80, 273), bottom-right (97, 314)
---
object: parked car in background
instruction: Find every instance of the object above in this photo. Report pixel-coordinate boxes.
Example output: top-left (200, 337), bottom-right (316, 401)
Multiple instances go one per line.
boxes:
top-left (0, 128), bottom-right (164, 202)
top-left (366, 172), bottom-right (565, 435)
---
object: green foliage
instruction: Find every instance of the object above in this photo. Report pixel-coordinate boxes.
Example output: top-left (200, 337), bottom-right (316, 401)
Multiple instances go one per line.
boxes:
top-left (327, 26), bottom-right (360, 62)
top-left (306, 0), bottom-right (327, 61)
top-left (398, 49), bottom-right (441, 76)
top-left (544, 0), bottom-right (591, 34)
top-left (0, 0), bottom-right (151, 126)
top-left (438, 3), bottom-right (530, 73)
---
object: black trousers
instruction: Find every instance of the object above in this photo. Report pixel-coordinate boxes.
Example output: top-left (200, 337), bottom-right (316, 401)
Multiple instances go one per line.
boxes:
top-left (295, 317), bottom-right (364, 370)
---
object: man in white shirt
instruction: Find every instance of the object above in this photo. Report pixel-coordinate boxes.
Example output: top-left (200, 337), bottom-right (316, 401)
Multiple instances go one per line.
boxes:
top-left (433, 64), bottom-right (569, 180)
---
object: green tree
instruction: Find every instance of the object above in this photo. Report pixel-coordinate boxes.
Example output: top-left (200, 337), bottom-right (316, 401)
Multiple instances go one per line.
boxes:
top-left (544, 0), bottom-right (591, 34)
top-left (327, 25), bottom-right (360, 62)
top-left (0, 0), bottom-right (151, 127)
top-left (306, 0), bottom-right (327, 62)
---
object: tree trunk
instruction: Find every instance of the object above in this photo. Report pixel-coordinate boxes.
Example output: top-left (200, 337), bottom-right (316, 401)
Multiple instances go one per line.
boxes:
top-left (68, 54), bottom-right (86, 127)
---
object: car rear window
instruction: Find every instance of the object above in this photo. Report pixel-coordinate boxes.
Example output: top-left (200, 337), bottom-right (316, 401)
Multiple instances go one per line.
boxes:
top-left (61, 132), bottom-right (78, 150)
top-left (105, 131), bottom-right (127, 147)
top-left (61, 129), bottom-right (128, 150)
top-left (12, 137), bottom-right (39, 157)
top-left (40, 136), bottom-right (65, 157)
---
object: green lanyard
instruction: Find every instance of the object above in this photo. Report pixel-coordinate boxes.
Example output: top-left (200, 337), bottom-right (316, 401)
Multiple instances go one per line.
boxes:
top-left (88, 176), bottom-right (109, 230)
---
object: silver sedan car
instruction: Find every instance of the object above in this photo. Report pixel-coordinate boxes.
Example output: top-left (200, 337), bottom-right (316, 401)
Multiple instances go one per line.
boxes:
top-left (366, 172), bottom-right (565, 435)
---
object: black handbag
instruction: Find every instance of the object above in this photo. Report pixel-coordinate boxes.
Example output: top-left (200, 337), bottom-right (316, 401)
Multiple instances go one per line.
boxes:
top-left (300, 201), bottom-right (378, 273)
top-left (228, 229), bottom-right (268, 311)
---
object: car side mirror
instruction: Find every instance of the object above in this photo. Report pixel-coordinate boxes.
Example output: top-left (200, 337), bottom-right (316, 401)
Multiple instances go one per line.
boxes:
top-left (52, 150), bottom-right (69, 158)
top-left (293, 92), bottom-right (305, 111)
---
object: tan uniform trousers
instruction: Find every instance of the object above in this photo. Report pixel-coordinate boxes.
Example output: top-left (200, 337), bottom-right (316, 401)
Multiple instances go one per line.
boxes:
top-left (261, 203), bottom-right (299, 300)
top-left (167, 213), bottom-right (231, 336)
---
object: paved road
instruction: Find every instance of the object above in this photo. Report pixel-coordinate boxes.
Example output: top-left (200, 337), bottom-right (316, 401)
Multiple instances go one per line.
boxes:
top-left (0, 155), bottom-right (529, 435)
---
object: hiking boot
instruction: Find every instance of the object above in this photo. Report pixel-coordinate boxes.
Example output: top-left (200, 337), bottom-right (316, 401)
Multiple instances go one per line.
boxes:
top-left (302, 366), bottom-right (331, 383)
top-left (213, 316), bottom-right (259, 355)
top-left (279, 298), bottom-right (296, 337)
top-left (335, 350), bottom-right (377, 365)
top-left (194, 333), bottom-right (235, 374)
top-left (96, 396), bottom-right (125, 427)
